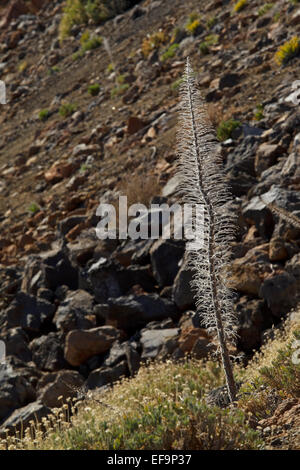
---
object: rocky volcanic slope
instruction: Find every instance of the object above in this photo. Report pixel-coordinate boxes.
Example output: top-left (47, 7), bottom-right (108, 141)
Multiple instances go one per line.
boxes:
top-left (0, 0), bottom-right (300, 440)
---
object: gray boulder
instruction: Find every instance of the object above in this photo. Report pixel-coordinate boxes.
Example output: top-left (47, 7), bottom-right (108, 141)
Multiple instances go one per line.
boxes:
top-left (5, 292), bottom-right (55, 332)
top-left (53, 289), bottom-right (96, 333)
top-left (140, 328), bottom-right (179, 360)
top-left (0, 401), bottom-right (50, 437)
top-left (106, 294), bottom-right (177, 331)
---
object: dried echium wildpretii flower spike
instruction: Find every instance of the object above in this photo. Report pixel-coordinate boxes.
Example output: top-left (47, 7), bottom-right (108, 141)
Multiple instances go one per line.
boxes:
top-left (176, 58), bottom-right (238, 402)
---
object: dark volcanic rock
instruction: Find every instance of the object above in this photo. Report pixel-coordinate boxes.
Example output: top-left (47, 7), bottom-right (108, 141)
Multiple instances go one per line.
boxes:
top-left (106, 294), bottom-right (177, 331)
top-left (38, 370), bottom-right (84, 407)
top-left (172, 260), bottom-right (195, 310)
top-left (259, 272), bottom-right (297, 317)
top-left (140, 327), bottom-right (179, 359)
top-left (80, 258), bottom-right (155, 303)
top-left (0, 327), bottom-right (31, 362)
top-left (150, 239), bottom-right (184, 287)
top-left (87, 360), bottom-right (128, 390)
top-left (29, 332), bottom-right (67, 371)
top-left (5, 292), bottom-right (55, 332)
top-left (53, 289), bottom-right (96, 333)
top-left (103, 340), bottom-right (140, 375)
top-left (0, 401), bottom-right (50, 437)
top-left (0, 364), bottom-right (36, 422)
top-left (21, 248), bottom-right (78, 294)
top-left (236, 297), bottom-right (270, 352)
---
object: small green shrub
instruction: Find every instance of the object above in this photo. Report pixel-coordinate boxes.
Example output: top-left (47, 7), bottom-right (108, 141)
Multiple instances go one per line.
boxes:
top-left (217, 119), bottom-right (242, 141)
top-left (170, 78), bottom-right (184, 93)
top-left (207, 16), bottom-right (217, 29)
top-left (185, 12), bottom-right (202, 36)
top-left (259, 330), bottom-right (300, 398)
top-left (111, 75), bottom-right (130, 97)
top-left (199, 34), bottom-right (219, 55)
top-left (72, 51), bottom-right (82, 61)
top-left (38, 109), bottom-right (50, 121)
top-left (28, 203), bottom-right (40, 214)
top-left (141, 30), bottom-right (167, 58)
top-left (80, 163), bottom-right (91, 173)
top-left (170, 27), bottom-right (186, 45)
top-left (275, 36), bottom-right (300, 65)
top-left (107, 63), bottom-right (114, 73)
top-left (110, 83), bottom-right (129, 98)
top-left (59, 103), bottom-right (77, 118)
top-left (59, 0), bottom-right (87, 41)
top-left (81, 35), bottom-right (102, 52)
top-left (59, 0), bottom-right (134, 41)
top-left (254, 104), bottom-right (264, 121)
top-left (72, 33), bottom-right (102, 60)
top-left (258, 3), bottom-right (274, 16)
top-left (160, 43), bottom-right (179, 62)
top-left (88, 83), bottom-right (101, 96)
top-left (233, 0), bottom-right (247, 13)
top-left (199, 42), bottom-right (210, 55)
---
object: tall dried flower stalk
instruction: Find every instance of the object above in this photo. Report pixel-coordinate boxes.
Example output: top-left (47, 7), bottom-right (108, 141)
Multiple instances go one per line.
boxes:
top-left (176, 58), bottom-right (237, 402)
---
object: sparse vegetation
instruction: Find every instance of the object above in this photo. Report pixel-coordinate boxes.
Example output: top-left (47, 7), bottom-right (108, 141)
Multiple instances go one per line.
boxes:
top-left (59, 103), bottom-right (77, 118)
top-left (170, 78), bottom-right (184, 93)
top-left (88, 83), bottom-right (101, 96)
top-left (48, 66), bottom-right (60, 75)
top-left (107, 63), bottom-right (114, 73)
top-left (59, 0), bottom-right (137, 41)
top-left (217, 119), bottom-right (242, 141)
top-left (185, 13), bottom-right (202, 36)
top-left (141, 30), bottom-right (167, 58)
top-left (275, 36), bottom-right (300, 65)
top-left (27, 203), bottom-right (40, 214)
top-left (81, 34), bottom-right (102, 52)
top-left (160, 43), bottom-right (180, 62)
top-left (0, 359), bottom-right (262, 450)
top-left (18, 61), bottom-right (28, 73)
top-left (254, 103), bottom-right (264, 121)
top-left (0, 303), bottom-right (299, 450)
top-left (38, 109), bottom-right (50, 121)
top-left (206, 16), bottom-right (217, 29)
top-left (258, 3), bottom-right (274, 16)
top-left (259, 329), bottom-right (300, 398)
top-left (199, 34), bottom-right (219, 54)
top-left (238, 319), bottom-right (300, 422)
top-left (233, 0), bottom-right (247, 13)
top-left (119, 172), bottom-right (161, 207)
top-left (110, 83), bottom-right (129, 98)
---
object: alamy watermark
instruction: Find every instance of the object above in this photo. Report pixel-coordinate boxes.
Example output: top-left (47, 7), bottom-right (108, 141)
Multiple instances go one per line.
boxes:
top-left (95, 196), bottom-right (204, 251)
top-left (0, 340), bottom-right (5, 363)
top-left (0, 80), bottom-right (6, 104)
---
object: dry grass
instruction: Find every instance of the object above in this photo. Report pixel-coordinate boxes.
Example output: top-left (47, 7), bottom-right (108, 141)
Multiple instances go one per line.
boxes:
top-left (0, 360), bottom-right (261, 450)
top-left (1, 306), bottom-right (299, 450)
top-left (118, 172), bottom-right (161, 207)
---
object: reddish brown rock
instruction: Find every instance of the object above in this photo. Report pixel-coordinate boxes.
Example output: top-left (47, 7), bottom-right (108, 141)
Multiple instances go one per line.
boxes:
top-left (126, 116), bottom-right (147, 135)
top-left (0, 0), bottom-right (29, 28)
top-left (178, 326), bottom-right (209, 353)
top-left (38, 370), bottom-right (84, 408)
top-left (44, 162), bottom-right (74, 183)
top-left (269, 237), bottom-right (288, 262)
top-left (64, 326), bottom-right (121, 366)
